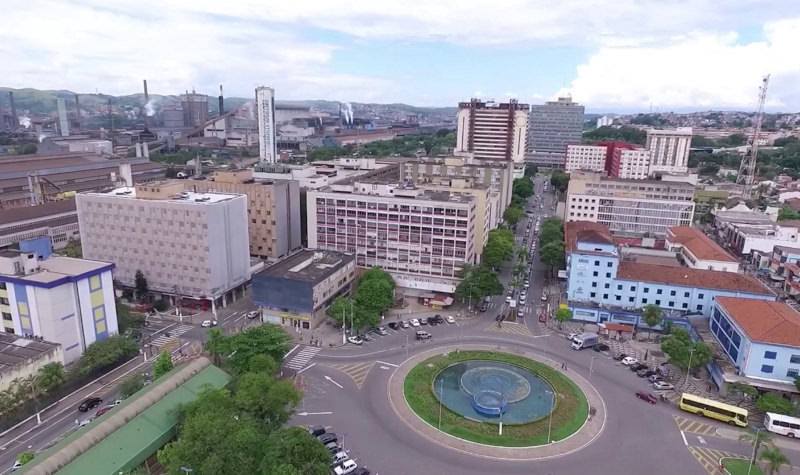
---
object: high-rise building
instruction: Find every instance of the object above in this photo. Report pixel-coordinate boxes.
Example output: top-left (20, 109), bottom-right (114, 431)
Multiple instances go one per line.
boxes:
top-left (56, 98), bottom-right (69, 137)
top-left (609, 148), bottom-right (651, 180)
top-left (565, 145), bottom-right (607, 173)
top-left (527, 97), bottom-right (584, 168)
top-left (76, 181), bottom-right (250, 313)
top-left (646, 127), bottom-right (692, 175)
top-left (455, 99), bottom-right (528, 164)
top-left (256, 86), bottom-right (277, 164)
top-left (180, 92), bottom-right (209, 128)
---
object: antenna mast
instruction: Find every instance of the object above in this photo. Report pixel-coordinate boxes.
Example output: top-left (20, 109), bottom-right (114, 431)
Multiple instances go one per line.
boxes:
top-left (737, 74), bottom-right (770, 201)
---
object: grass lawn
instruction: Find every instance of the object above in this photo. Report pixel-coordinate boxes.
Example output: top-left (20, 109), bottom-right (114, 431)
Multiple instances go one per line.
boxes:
top-left (723, 458), bottom-right (763, 475)
top-left (403, 350), bottom-right (589, 447)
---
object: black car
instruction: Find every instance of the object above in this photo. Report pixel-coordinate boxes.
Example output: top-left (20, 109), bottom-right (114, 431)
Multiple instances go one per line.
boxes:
top-left (613, 353), bottom-right (627, 361)
top-left (593, 343), bottom-right (610, 352)
top-left (309, 425), bottom-right (326, 437)
top-left (317, 432), bottom-right (337, 444)
top-left (630, 363), bottom-right (647, 372)
top-left (433, 315), bottom-right (445, 324)
top-left (388, 322), bottom-right (400, 330)
top-left (636, 368), bottom-right (651, 377)
top-left (78, 396), bottom-right (103, 412)
top-left (352, 468), bottom-right (370, 475)
top-left (480, 303), bottom-right (489, 312)
top-left (427, 317), bottom-right (438, 326)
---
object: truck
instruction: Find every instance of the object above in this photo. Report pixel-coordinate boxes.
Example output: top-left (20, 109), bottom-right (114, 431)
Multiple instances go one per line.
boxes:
top-left (571, 332), bottom-right (598, 350)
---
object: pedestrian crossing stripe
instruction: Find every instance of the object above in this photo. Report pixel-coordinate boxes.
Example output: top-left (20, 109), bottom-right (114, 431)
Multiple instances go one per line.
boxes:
top-left (673, 414), bottom-right (718, 436)
top-left (483, 322), bottom-right (533, 337)
top-left (150, 324), bottom-right (194, 347)
top-left (285, 346), bottom-right (321, 370)
top-left (327, 362), bottom-right (374, 389)
top-left (687, 446), bottom-right (745, 474)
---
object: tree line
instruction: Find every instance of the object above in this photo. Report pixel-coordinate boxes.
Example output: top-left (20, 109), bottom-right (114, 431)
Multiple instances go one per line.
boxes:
top-left (327, 268), bottom-right (395, 332)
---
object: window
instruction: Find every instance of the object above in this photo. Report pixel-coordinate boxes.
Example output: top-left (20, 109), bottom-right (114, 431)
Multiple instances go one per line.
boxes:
top-left (592, 282), bottom-right (597, 288)
top-left (642, 298), bottom-right (648, 304)
top-left (590, 292), bottom-right (596, 298)
top-left (607, 262), bottom-right (613, 267)
top-left (629, 297), bottom-right (635, 302)
top-left (682, 303), bottom-right (688, 309)
top-left (670, 290), bottom-right (676, 296)
top-left (0, 297), bottom-right (7, 305)
top-left (697, 305), bottom-right (703, 311)
top-left (644, 288), bottom-right (650, 294)
top-left (788, 369), bottom-right (799, 378)
top-left (617, 285), bottom-right (623, 290)
top-left (604, 283), bottom-right (610, 289)
top-left (791, 355), bottom-right (800, 364)
top-left (593, 271), bottom-right (598, 277)
top-left (594, 260), bottom-right (600, 266)
top-left (630, 286), bottom-right (636, 291)
top-left (606, 273), bottom-right (611, 278)
top-left (684, 292), bottom-right (690, 298)
top-left (603, 294), bottom-right (608, 299)
top-left (616, 295), bottom-right (622, 301)
top-left (668, 301), bottom-right (675, 307)
top-left (656, 289), bottom-right (663, 295)
top-left (761, 365), bottom-right (774, 374)
top-left (764, 351), bottom-right (777, 360)
top-left (655, 299), bottom-right (661, 305)
top-left (698, 293), bottom-right (705, 299)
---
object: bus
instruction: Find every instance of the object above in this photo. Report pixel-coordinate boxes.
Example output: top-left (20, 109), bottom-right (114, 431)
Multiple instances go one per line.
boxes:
top-left (679, 393), bottom-right (748, 427)
top-left (765, 412), bottom-right (800, 438)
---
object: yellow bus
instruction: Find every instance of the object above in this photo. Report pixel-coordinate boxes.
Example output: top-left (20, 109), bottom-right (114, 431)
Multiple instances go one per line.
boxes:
top-left (679, 393), bottom-right (748, 427)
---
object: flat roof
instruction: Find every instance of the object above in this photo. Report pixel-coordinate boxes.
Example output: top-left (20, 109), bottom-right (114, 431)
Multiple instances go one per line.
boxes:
top-left (0, 198), bottom-right (77, 226)
top-left (716, 297), bottom-right (800, 347)
top-left (91, 186), bottom-right (238, 203)
top-left (617, 261), bottom-right (774, 295)
top-left (667, 226), bottom-right (737, 263)
top-left (0, 256), bottom-right (113, 287)
top-left (256, 250), bottom-right (353, 285)
top-left (0, 334), bottom-right (60, 374)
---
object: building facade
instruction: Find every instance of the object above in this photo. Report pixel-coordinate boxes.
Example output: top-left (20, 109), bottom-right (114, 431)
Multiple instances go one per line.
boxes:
top-left (565, 145), bottom-right (607, 173)
top-left (0, 199), bottom-right (79, 250)
top-left (0, 333), bottom-right (64, 392)
top-left (256, 86), bottom-right (277, 164)
top-left (646, 128), bottom-right (692, 175)
top-left (76, 182), bottom-right (250, 311)
top-left (180, 92), bottom-right (209, 128)
top-left (527, 97), bottom-right (584, 168)
top-left (0, 250), bottom-right (117, 364)
top-left (666, 226), bottom-right (739, 272)
top-left (402, 157), bottom-right (515, 209)
top-left (455, 99), bottom-right (529, 164)
top-left (252, 250), bottom-right (356, 329)
top-left (610, 148), bottom-right (651, 180)
top-left (185, 170), bottom-right (301, 259)
top-left (565, 171), bottom-right (695, 237)
top-left (307, 180), bottom-right (477, 294)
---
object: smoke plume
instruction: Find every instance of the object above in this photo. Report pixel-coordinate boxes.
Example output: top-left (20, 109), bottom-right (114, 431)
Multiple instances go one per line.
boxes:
top-left (144, 98), bottom-right (157, 117)
top-left (19, 116), bottom-right (31, 128)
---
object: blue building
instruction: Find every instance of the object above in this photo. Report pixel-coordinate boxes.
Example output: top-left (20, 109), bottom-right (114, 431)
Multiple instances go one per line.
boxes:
top-left (565, 221), bottom-right (776, 326)
top-left (711, 297), bottom-right (800, 392)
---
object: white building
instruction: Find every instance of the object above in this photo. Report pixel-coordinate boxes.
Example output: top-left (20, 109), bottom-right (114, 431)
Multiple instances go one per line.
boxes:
top-left (255, 86), bottom-right (277, 164)
top-left (0, 333), bottom-right (64, 392)
top-left (614, 148), bottom-right (651, 180)
top-left (596, 115), bottom-right (614, 128)
top-left (455, 99), bottom-right (528, 169)
top-left (76, 181), bottom-right (250, 313)
top-left (666, 226), bottom-right (740, 273)
top-left (646, 127), bottom-right (692, 175)
top-left (565, 145), bottom-right (607, 173)
top-left (0, 251), bottom-right (117, 364)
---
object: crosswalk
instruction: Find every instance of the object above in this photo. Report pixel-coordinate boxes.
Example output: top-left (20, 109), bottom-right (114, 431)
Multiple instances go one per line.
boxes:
top-left (483, 322), bottom-right (534, 337)
top-left (149, 324), bottom-right (194, 348)
top-left (285, 346), bottom-right (320, 371)
top-left (673, 414), bottom-right (718, 436)
top-left (327, 362), bottom-right (375, 389)
top-left (687, 446), bottom-right (744, 474)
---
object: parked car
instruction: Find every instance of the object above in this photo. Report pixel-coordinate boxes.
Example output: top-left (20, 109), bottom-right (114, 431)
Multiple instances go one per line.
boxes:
top-left (78, 418), bottom-right (93, 428)
top-left (567, 332), bottom-right (579, 341)
top-left (347, 336), bottom-right (363, 345)
top-left (333, 459), bottom-right (358, 475)
top-left (446, 315), bottom-right (456, 324)
top-left (309, 425), bottom-right (326, 437)
top-left (410, 319), bottom-right (421, 327)
top-left (630, 363), bottom-right (647, 372)
top-left (201, 319), bottom-right (218, 328)
top-left (613, 353), bottom-right (628, 361)
top-left (653, 381), bottom-right (675, 391)
top-left (78, 397), bottom-right (103, 412)
top-left (426, 317), bottom-right (438, 326)
top-left (246, 310), bottom-right (260, 319)
top-left (621, 356), bottom-right (638, 366)
top-left (640, 370), bottom-right (658, 378)
top-left (505, 295), bottom-right (512, 303)
top-left (401, 320), bottom-right (410, 328)
top-left (479, 302), bottom-right (489, 312)
top-left (361, 333), bottom-right (374, 341)
top-left (331, 451), bottom-right (349, 466)
top-left (388, 322), bottom-right (400, 330)
top-left (325, 441), bottom-right (341, 453)
top-left (95, 406), bottom-right (113, 417)
top-left (419, 317), bottom-right (428, 325)
top-left (593, 343), bottom-right (610, 352)
top-left (416, 330), bottom-right (432, 340)
top-left (636, 368), bottom-right (651, 377)
top-left (648, 374), bottom-right (664, 383)
top-left (433, 315), bottom-right (445, 324)
top-left (351, 468), bottom-right (370, 475)
top-left (376, 326), bottom-right (388, 335)
top-left (317, 432), bottom-right (338, 444)
top-left (635, 391), bottom-right (657, 404)
top-left (541, 293), bottom-right (548, 301)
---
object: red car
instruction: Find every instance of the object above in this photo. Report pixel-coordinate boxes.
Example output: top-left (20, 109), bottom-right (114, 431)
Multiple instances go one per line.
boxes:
top-left (635, 391), bottom-right (657, 404)
top-left (95, 406), bottom-right (113, 417)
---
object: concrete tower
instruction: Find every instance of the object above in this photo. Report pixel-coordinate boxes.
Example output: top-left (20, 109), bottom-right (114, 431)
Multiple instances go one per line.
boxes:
top-left (255, 86), bottom-right (277, 163)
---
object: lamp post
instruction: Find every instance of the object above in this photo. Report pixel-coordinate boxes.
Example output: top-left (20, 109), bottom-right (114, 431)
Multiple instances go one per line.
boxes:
top-left (341, 307), bottom-right (346, 345)
top-left (685, 347), bottom-right (696, 386)
top-left (747, 428), bottom-right (761, 475)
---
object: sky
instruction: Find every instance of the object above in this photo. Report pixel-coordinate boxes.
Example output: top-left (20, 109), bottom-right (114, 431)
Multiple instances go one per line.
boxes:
top-left (1, 0), bottom-right (800, 112)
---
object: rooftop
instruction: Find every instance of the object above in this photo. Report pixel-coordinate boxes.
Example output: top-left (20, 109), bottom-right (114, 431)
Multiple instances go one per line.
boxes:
top-left (565, 221), bottom-right (614, 253)
top-left (667, 226), bottom-right (737, 263)
top-left (616, 261), bottom-right (774, 295)
top-left (0, 198), bottom-right (77, 227)
top-left (716, 297), bottom-right (800, 347)
top-left (255, 250), bottom-right (354, 285)
top-left (90, 186), bottom-right (239, 204)
top-left (0, 333), bottom-right (61, 374)
top-left (774, 245), bottom-right (800, 255)
top-left (0, 256), bottom-right (113, 286)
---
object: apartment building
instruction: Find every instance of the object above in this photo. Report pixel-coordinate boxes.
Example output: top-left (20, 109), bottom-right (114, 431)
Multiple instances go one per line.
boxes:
top-left (527, 97), bottom-right (584, 168)
top-left (185, 170), bottom-right (300, 259)
top-left (666, 226), bottom-right (739, 272)
top-left (0, 248), bottom-right (117, 364)
top-left (455, 99), bottom-right (529, 164)
top-left (565, 171), bottom-right (695, 237)
top-left (307, 180), bottom-right (477, 294)
top-left (715, 211), bottom-right (800, 257)
top-left (402, 157), bottom-right (515, 209)
top-left (76, 182), bottom-right (250, 312)
top-left (565, 145), bottom-right (607, 173)
top-left (646, 128), bottom-right (692, 175)
top-left (252, 250), bottom-right (356, 329)
top-left (610, 148), bottom-right (651, 180)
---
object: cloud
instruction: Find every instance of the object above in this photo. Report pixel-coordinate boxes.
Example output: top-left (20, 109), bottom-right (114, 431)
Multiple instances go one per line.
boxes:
top-left (559, 18), bottom-right (800, 111)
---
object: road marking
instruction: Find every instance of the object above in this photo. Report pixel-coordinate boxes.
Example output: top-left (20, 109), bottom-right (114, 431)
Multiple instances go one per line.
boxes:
top-left (697, 436), bottom-right (706, 445)
top-left (379, 365), bottom-right (390, 370)
top-left (681, 430), bottom-right (688, 446)
top-left (284, 345), bottom-right (300, 360)
top-left (296, 411), bottom-right (333, 416)
top-left (324, 376), bottom-right (343, 389)
top-left (375, 360), bottom-right (398, 368)
top-left (285, 346), bottom-right (321, 370)
top-left (296, 363), bottom-right (316, 374)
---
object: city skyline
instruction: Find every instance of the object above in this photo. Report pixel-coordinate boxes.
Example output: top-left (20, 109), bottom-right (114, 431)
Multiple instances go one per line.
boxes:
top-left (1, 1), bottom-right (800, 112)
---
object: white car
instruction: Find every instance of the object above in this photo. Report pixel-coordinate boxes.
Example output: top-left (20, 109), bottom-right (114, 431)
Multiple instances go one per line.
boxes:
top-left (201, 319), bottom-right (218, 327)
top-left (410, 318), bottom-right (421, 327)
top-left (246, 310), bottom-right (260, 319)
top-left (653, 381), bottom-right (675, 391)
top-left (621, 356), bottom-right (639, 366)
top-left (333, 459), bottom-right (358, 475)
top-left (505, 295), bottom-right (512, 303)
top-left (347, 335), bottom-right (363, 345)
top-left (518, 309), bottom-right (525, 317)
top-left (567, 332), bottom-right (579, 341)
top-left (446, 315), bottom-right (456, 324)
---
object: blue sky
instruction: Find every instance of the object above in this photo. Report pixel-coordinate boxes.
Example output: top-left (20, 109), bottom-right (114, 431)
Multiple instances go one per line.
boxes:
top-left (1, 1), bottom-right (799, 112)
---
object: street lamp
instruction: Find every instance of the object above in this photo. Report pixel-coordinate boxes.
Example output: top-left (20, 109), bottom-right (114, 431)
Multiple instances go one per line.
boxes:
top-left (747, 428), bottom-right (761, 475)
top-left (685, 347), bottom-right (696, 386)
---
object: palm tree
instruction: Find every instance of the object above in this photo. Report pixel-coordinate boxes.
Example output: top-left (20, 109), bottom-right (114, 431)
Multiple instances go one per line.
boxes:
top-left (740, 428), bottom-right (774, 465)
top-left (36, 362), bottom-right (66, 393)
top-left (760, 446), bottom-right (790, 475)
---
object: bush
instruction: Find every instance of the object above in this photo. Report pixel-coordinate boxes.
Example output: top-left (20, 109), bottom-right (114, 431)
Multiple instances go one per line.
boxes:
top-left (153, 299), bottom-right (169, 312)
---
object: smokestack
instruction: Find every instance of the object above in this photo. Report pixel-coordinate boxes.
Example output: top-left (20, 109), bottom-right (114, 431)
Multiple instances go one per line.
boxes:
top-left (119, 163), bottom-right (133, 187)
top-left (9, 91), bottom-right (18, 128)
top-left (143, 142), bottom-right (150, 159)
top-left (218, 84), bottom-right (224, 117)
top-left (194, 153), bottom-right (201, 177)
top-left (74, 94), bottom-right (81, 130)
top-left (57, 98), bottom-right (69, 137)
top-left (143, 79), bottom-right (150, 130)
top-left (135, 142), bottom-right (142, 158)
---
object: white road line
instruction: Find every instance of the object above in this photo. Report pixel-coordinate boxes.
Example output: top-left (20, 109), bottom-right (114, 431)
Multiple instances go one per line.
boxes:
top-left (379, 366), bottom-right (390, 370)
top-left (697, 436), bottom-right (706, 445)
top-left (324, 375), bottom-right (343, 389)
top-left (296, 363), bottom-right (316, 374)
top-left (284, 345), bottom-right (300, 360)
top-left (680, 430), bottom-right (688, 446)
top-left (375, 360), bottom-right (399, 368)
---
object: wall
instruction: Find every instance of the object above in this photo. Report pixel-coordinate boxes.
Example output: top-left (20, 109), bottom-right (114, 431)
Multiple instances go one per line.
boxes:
top-left (252, 275), bottom-right (313, 313)
top-left (206, 197), bottom-right (251, 297)
top-left (743, 341), bottom-right (800, 383)
top-left (34, 282), bottom-right (84, 363)
top-left (0, 345), bottom-right (64, 392)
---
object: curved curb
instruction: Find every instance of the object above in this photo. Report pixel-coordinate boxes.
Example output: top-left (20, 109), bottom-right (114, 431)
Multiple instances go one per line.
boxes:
top-left (387, 344), bottom-right (607, 462)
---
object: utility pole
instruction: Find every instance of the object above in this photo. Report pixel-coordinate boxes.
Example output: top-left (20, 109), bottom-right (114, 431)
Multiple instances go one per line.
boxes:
top-left (685, 347), bottom-right (696, 386)
top-left (737, 75), bottom-right (770, 201)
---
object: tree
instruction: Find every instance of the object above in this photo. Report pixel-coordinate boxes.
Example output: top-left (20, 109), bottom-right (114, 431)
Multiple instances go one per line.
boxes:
top-left (74, 335), bottom-right (138, 376)
top-left (17, 451), bottom-right (34, 465)
top-left (778, 206), bottom-right (800, 221)
top-left (235, 372), bottom-right (301, 430)
top-left (454, 265), bottom-right (503, 306)
top-left (503, 206), bottom-right (525, 226)
top-left (116, 301), bottom-right (144, 335)
top-left (36, 362), bottom-right (66, 393)
top-left (550, 171), bottom-right (569, 193)
top-left (555, 308), bottom-right (572, 329)
top-left (153, 351), bottom-right (174, 380)
top-left (15, 143), bottom-right (37, 155)
top-left (524, 165), bottom-right (539, 177)
top-left (259, 427), bottom-right (331, 475)
top-left (119, 373), bottom-right (144, 398)
top-left (247, 353), bottom-right (278, 375)
top-left (153, 299), bottom-right (169, 312)
top-left (483, 228), bottom-right (515, 268)
top-left (539, 241), bottom-right (565, 273)
top-left (326, 296), bottom-right (351, 327)
top-left (760, 446), bottom-right (790, 475)
top-left (756, 393), bottom-right (794, 415)
top-left (225, 325), bottom-right (291, 374)
top-left (728, 382), bottom-right (757, 403)
top-left (205, 328), bottom-right (228, 366)
top-left (641, 305), bottom-right (662, 339)
top-left (583, 125), bottom-right (647, 145)
top-left (134, 270), bottom-right (148, 299)
top-left (660, 328), bottom-right (712, 371)
top-left (512, 177), bottom-right (534, 199)
top-left (740, 428), bottom-right (774, 465)
top-left (353, 278), bottom-right (393, 314)
top-left (795, 374), bottom-right (800, 392)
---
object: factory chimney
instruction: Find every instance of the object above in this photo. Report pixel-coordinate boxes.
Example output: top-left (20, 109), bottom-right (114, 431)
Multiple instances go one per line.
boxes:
top-left (135, 142), bottom-right (142, 158)
top-left (74, 94), bottom-right (81, 130)
top-left (143, 142), bottom-right (150, 159)
top-left (218, 84), bottom-right (224, 117)
top-left (9, 91), bottom-right (18, 128)
top-left (143, 79), bottom-right (150, 130)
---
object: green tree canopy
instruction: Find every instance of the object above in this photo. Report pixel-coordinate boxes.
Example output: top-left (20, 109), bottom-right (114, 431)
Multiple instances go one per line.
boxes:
top-left (512, 177), bottom-right (534, 199)
top-left (778, 206), bottom-right (800, 221)
top-left (583, 125), bottom-right (646, 145)
top-left (259, 427), bottom-right (331, 475)
top-left (153, 351), bottom-right (174, 380)
top-left (225, 325), bottom-right (291, 374)
top-left (503, 206), bottom-right (525, 226)
top-left (539, 241), bottom-right (565, 270)
top-left (756, 392), bottom-right (794, 415)
top-left (760, 446), bottom-right (790, 475)
top-left (555, 308), bottom-right (572, 328)
top-left (454, 265), bottom-right (503, 304)
top-left (134, 270), bottom-right (148, 298)
top-left (641, 304), bottom-right (662, 338)
top-left (204, 328), bottom-right (228, 366)
top-left (36, 362), bottom-right (66, 393)
top-left (550, 171), bottom-right (569, 193)
top-left (483, 228), bottom-right (515, 268)
top-left (119, 373), bottom-right (144, 399)
top-left (354, 278), bottom-right (393, 314)
top-left (660, 328), bottom-right (712, 370)
top-left (235, 372), bottom-right (301, 431)
top-left (739, 427), bottom-right (773, 465)
top-left (74, 335), bottom-right (138, 376)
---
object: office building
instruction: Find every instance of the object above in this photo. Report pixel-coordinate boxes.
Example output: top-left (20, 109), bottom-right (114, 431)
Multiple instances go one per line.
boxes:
top-left (714, 211), bottom-right (800, 256)
top-left (564, 221), bottom-right (774, 325)
top-left (0, 248), bottom-right (117, 364)
top-left (527, 97), bottom-right (584, 168)
top-left (185, 170), bottom-right (301, 259)
top-left (565, 145), bottom-right (607, 173)
top-left (256, 86), bottom-right (278, 164)
top-left (666, 226), bottom-right (739, 272)
top-left (0, 333), bottom-right (63, 392)
top-left (307, 179), bottom-right (477, 294)
top-left (180, 92), bottom-right (209, 128)
top-left (646, 128), bottom-right (692, 175)
top-left (252, 250), bottom-right (356, 329)
top-left (455, 99), bottom-right (528, 164)
top-left (610, 148), bottom-right (651, 180)
top-left (566, 171), bottom-right (695, 237)
top-left (76, 182), bottom-right (250, 312)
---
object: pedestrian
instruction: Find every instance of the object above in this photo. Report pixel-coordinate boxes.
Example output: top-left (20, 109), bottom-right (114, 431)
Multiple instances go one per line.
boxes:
top-left (561, 361), bottom-right (565, 370)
